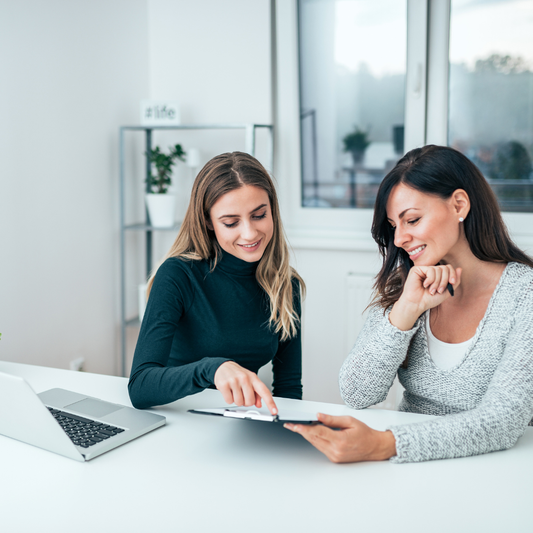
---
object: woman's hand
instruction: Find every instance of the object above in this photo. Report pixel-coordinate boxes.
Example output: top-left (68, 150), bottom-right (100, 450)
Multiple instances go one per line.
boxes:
top-left (284, 413), bottom-right (396, 463)
top-left (389, 264), bottom-right (462, 331)
top-left (214, 361), bottom-right (278, 415)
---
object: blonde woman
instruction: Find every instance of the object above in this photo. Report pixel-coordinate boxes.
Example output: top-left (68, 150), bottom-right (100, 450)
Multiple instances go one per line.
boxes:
top-left (128, 152), bottom-right (305, 412)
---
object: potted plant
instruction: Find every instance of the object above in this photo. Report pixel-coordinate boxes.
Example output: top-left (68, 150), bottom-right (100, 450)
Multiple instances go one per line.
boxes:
top-left (343, 127), bottom-right (371, 165)
top-left (145, 144), bottom-right (186, 227)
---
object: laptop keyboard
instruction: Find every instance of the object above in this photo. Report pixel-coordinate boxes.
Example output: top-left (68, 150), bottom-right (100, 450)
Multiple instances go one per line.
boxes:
top-left (47, 407), bottom-right (125, 448)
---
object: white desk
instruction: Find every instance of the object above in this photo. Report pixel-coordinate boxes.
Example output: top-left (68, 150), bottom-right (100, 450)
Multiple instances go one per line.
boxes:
top-left (1, 361), bottom-right (531, 533)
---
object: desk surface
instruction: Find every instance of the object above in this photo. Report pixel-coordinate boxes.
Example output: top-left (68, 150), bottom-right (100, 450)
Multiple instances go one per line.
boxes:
top-left (1, 361), bottom-right (531, 533)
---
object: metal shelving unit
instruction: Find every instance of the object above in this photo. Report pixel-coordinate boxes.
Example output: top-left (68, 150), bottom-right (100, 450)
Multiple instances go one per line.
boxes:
top-left (118, 124), bottom-right (274, 376)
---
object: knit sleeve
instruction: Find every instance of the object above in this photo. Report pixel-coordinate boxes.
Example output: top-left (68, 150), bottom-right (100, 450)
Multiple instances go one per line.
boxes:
top-left (389, 284), bottom-right (533, 463)
top-left (339, 306), bottom-right (422, 408)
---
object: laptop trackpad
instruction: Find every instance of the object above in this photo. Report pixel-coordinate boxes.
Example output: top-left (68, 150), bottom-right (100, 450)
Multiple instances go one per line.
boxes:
top-left (66, 398), bottom-right (122, 418)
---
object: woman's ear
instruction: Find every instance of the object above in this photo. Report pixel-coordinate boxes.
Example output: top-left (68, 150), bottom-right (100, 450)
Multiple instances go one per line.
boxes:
top-left (452, 189), bottom-right (470, 220)
top-left (206, 217), bottom-right (214, 231)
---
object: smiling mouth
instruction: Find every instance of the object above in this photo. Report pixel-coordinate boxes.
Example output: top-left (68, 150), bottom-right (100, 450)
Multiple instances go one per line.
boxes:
top-left (407, 245), bottom-right (426, 256)
top-left (239, 240), bottom-right (261, 249)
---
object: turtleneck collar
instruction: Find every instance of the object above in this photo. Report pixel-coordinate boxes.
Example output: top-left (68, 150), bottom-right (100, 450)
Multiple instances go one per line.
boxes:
top-left (215, 248), bottom-right (259, 277)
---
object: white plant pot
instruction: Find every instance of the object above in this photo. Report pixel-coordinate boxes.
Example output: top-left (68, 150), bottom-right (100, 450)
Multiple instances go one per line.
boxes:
top-left (145, 194), bottom-right (176, 227)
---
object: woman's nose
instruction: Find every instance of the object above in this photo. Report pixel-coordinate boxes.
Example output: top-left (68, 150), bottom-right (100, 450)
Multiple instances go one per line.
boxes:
top-left (241, 220), bottom-right (258, 241)
top-left (394, 225), bottom-right (410, 248)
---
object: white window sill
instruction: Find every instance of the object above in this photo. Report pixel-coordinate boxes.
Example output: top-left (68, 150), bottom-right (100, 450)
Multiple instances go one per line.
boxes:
top-left (286, 226), bottom-right (378, 252)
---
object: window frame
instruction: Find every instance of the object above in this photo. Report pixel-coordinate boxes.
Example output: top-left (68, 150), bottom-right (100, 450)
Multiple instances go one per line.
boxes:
top-left (425, 0), bottom-right (533, 251)
top-left (273, 0), bottom-right (533, 253)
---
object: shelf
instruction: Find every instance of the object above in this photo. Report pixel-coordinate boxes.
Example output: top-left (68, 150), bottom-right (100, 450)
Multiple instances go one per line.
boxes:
top-left (120, 124), bottom-right (273, 132)
top-left (124, 223), bottom-right (182, 231)
top-left (119, 122), bottom-right (274, 377)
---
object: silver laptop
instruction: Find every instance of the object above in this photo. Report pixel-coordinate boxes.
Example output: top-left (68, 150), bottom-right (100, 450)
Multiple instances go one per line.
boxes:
top-left (0, 371), bottom-right (166, 461)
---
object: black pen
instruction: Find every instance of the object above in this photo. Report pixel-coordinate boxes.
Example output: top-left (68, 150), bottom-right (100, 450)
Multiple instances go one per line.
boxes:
top-left (447, 283), bottom-right (454, 297)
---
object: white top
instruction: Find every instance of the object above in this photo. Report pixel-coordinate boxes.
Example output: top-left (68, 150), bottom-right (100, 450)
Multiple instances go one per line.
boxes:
top-left (425, 311), bottom-right (474, 370)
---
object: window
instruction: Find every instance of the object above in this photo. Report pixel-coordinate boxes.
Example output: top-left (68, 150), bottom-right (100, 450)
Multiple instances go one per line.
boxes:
top-left (274, 0), bottom-right (533, 247)
top-left (299, 0), bottom-right (407, 209)
top-left (448, 0), bottom-right (533, 212)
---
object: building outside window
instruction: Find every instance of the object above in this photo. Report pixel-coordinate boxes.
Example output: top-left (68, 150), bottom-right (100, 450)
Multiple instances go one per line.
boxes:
top-left (296, 0), bottom-right (533, 213)
top-left (448, 0), bottom-right (533, 212)
top-left (299, 0), bottom-right (407, 209)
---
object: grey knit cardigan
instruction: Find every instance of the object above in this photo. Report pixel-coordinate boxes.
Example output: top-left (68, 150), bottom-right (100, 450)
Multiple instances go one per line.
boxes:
top-left (339, 262), bottom-right (533, 463)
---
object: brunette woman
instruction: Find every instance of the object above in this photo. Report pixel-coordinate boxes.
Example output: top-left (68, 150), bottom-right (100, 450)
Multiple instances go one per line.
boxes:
top-left (286, 145), bottom-right (533, 463)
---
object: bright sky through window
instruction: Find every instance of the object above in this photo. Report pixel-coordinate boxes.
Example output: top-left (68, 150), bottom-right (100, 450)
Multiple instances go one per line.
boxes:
top-left (450, 0), bottom-right (533, 69)
top-left (334, 0), bottom-right (406, 77)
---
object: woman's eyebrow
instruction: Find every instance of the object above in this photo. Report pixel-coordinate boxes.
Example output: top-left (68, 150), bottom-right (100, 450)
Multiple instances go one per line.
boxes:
top-left (387, 207), bottom-right (420, 222)
top-left (218, 204), bottom-right (267, 219)
top-left (250, 203), bottom-right (267, 214)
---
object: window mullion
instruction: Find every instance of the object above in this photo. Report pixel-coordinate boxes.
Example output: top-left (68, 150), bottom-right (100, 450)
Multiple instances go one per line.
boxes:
top-left (426, 0), bottom-right (451, 145)
top-left (404, 0), bottom-right (429, 151)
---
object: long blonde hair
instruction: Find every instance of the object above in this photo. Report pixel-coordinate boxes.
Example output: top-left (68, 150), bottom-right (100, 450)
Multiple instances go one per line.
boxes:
top-left (147, 151), bottom-right (305, 341)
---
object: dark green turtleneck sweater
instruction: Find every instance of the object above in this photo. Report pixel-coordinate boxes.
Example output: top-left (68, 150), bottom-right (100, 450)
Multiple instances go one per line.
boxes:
top-left (128, 250), bottom-right (302, 409)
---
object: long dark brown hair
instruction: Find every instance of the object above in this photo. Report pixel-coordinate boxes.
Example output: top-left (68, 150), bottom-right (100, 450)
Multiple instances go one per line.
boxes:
top-left (371, 145), bottom-right (533, 309)
top-left (147, 151), bottom-right (305, 341)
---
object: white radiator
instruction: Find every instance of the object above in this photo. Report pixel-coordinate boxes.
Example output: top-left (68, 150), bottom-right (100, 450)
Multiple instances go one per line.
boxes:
top-left (345, 273), bottom-right (374, 355)
top-left (345, 273), bottom-right (404, 411)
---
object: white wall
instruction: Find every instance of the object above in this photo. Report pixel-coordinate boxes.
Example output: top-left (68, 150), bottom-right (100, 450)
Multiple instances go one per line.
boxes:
top-left (148, 0), bottom-right (272, 125)
top-left (0, 0), bottom-right (149, 374)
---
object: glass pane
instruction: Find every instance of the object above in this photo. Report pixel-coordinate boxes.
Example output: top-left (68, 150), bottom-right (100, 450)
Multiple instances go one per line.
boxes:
top-left (298, 0), bottom-right (407, 208)
top-left (449, 0), bottom-right (533, 212)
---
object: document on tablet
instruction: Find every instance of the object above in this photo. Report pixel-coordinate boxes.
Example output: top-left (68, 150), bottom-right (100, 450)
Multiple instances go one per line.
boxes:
top-left (188, 407), bottom-right (318, 424)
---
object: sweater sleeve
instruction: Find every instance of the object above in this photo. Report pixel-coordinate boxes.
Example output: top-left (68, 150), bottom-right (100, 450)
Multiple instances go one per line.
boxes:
top-left (389, 286), bottom-right (533, 463)
top-left (128, 260), bottom-right (230, 409)
top-left (271, 278), bottom-right (303, 400)
top-left (339, 306), bottom-right (422, 408)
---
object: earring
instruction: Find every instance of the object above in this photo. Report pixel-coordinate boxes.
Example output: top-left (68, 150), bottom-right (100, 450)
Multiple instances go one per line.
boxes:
top-left (459, 217), bottom-right (464, 222)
